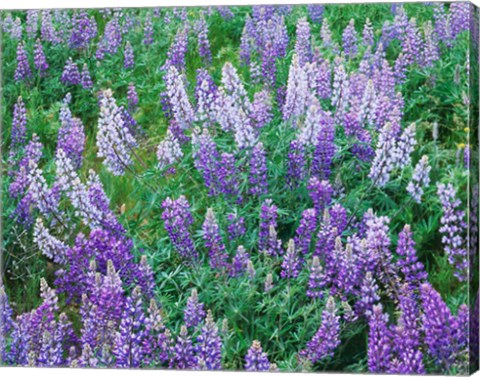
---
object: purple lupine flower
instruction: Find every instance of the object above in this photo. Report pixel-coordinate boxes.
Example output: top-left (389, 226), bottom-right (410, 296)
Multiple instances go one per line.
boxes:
top-left (331, 58), bottom-right (349, 119)
top-left (203, 208), bottom-right (229, 271)
top-left (312, 112), bottom-right (335, 180)
top-left (141, 299), bottom-right (170, 366)
top-left (184, 288), bottom-right (206, 329)
top-left (165, 65), bottom-right (195, 129)
top-left (306, 256), bottom-right (327, 299)
top-left (0, 284), bottom-right (14, 362)
top-left (96, 15), bottom-right (122, 59)
top-left (421, 21), bottom-right (440, 68)
top-left (312, 57), bottom-right (331, 99)
top-left (230, 245), bottom-right (250, 277)
top-left (156, 129), bottom-right (183, 172)
top-left (396, 224), bottom-right (427, 287)
top-left (33, 39), bottom-right (48, 76)
top-left (196, 17), bottom-right (212, 64)
top-left (363, 18), bottom-right (374, 47)
top-left (258, 199), bottom-right (278, 252)
top-left (298, 96), bottom-right (326, 146)
top-left (295, 208), bottom-right (317, 256)
top-left (286, 140), bottom-right (306, 190)
top-left (307, 4), bottom-right (324, 24)
top-left (437, 183), bottom-right (468, 281)
top-left (420, 283), bottom-right (465, 369)
top-left (249, 142), bottom-right (268, 197)
top-left (307, 177), bottom-right (333, 215)
top-left (369, 123), bottom-right (397, 187)
top-left (320, 18), bottom-right (338, 51)
top-left (239, 17), bottom-right (253, 66)
top-left (227, 212), bottom-right (245, 242)
top-left (192, 127), bottom-right (220, 196)
top-left (195, 310), bottom-right (222, 370)
top-left (407, 155), bottom-right (431, 203)
top-left (143, 13), bottom-right (154, 45)
top-left (124, 41), bottom-right (134, 69)
top-left (355, 271), bottom-right (380, 315)
top-left (164, 28), bottom-right (188, 72)
top-left (282, 55), bottom-right (309, 122)
top-left (97, 89), bottom-right (137, 176)
top-left (9, 134), bottom-right (42, 198)
top-left (11, 96), bottom-right (27, 149)
top-left (302, 296), bottom-right (340, 362)
top-left (294, 17), bottom-right (312, 67)
top-left (26, 10), bottom-right (39, 39)
top-left (217, 152), bottom-right (241, 202)
top-left (281, 239), bottom-right (302, 279)
top-left (451, 2), bottom-right (471, 38)
top-left (61, 58), bottom-right (81, 85)
top-left (244, 340), bottom-right (270, 372)
top-left (14, 42), bottom-right (32, 82)
top-left (113, 286), bottom-right (145, 368)
top-left (170, 325), bottom-right (197, 369)
top-left (433, 4), bottom-right (453, 47)
top-left (162, 195), bottom-right (197, 261)
top-left (389, 285), bottom-right (425, 374)
top-left (57, 95), bottom-right (85, 169)
top-left (402, 18), bottom-right (423, 67)
top-left (195, 68), bottom-right (218, 124)
top-left (40, 10), bottom-right (60, 44)
top-left (80, 64), bottom-right (93, 90)
top-left (69, 10), bottom-right (97, 49)
top-left (343, 19), bottom-right (358, 59)
top-left (367, 304), bottom-right (392, 373)
top-left (127, 83), bottom-right (138, 112)
top-left (394, 53), bottom-right (408, 85)
top-left (250, 90), bottom-right (272, 129)
top-left (329, 204), bottom-right (347, 235)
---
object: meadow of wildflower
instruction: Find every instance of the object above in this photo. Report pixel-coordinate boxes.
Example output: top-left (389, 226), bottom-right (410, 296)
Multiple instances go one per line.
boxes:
top-left (0, 1), bottom-right (479, 374)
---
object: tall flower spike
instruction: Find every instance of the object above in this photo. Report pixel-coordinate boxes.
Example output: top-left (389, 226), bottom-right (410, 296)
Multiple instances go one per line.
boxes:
top-left (282, 55), bottom-right (309, 122)
top-left (61, 58), bottom-right (81, 85)
top-left (307, 177), bottom-right (333, 215)
top-left (143, 13), bottom-right (154, 45)
top-left (170, 325), bottom-right (197, 369)
top-left (157, 129), bottom-right (183, 173)
top-left (420, 283), bottom-right (464, 369)
top-left (294, 17), bottom-right (312, 67)
top-left (97, 89), bottom-right (137, 176)
top-left (393, 123), bottom-right (416, 169)
top-left (437, 183), bottom-right (468, 281)
top-left (258, 199), bottom-right (278, 253)
top-left (306, 256), bottom-right (327, 299)
top-left (69, 10), bottom-right (97, 49)
top-left (11, 96), bottom-right (27, 149)
top-left (286, 140), bottom-right (306, 189)
top-left (244, 340), bottom-right (270, 372)
top-left (396, 225), bottom-right (427, 287)
top-left (202, 208), bottom-right (229, 271)
top-left (127, 83), bottom-right (139, 112)
top-left (367, 304), bottom-right (392, 373)
top-left (231, 245), bottom-right (250, 277)
top-left (123, 41), bottom-right (134, 69)
top-left (249, 142), bottom-right (268, 197)
top-left (184, 288), bottom-right (206, 329)
top-left (407, 155), bottom-right (431, 203)
top-left (196, 17), bottom-right (212, 64)
top-left (281, 239), bottom-right (302, 279)
top-left (165, 65), bottom-right (195, 129)
top-left (14, 41), bottom-right (32, 82)
top-left (162, 196), bottom-right (197, 261)
top-left (33, 218), bottom-right (68, 264)
top-left (33, 39), bottom-right (48, 75)
top-left (369, 123), bottom-right (397, 187)
top-left (343, 19), bottom-right (358, 59)
top-left (362, 18), bottom-right (374, 47)
top-left (195, 310), bottom-right (222, 370)
top-left (295, 208), bottom-right (317, 256)
top-left (356, 271), bottom-right (380, 315)
top-left (80, 64), bottom-right (93, 90)
top-left (302, 296), bottom-right (340, 362)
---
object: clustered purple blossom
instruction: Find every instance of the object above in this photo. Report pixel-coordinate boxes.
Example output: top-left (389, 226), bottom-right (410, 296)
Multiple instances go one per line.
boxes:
top-left (437, 183), bottom-right (468, 281)
top-left (14, 42), bottom-right (31, 82)
top-left (203, 208), bottom-right (229, 270)
top-left (244, 340), bottom-right (270, 372)
top-left (61, 57), bottom-right (81, 85)
top-left (162, 195), bottom-right (198, 261)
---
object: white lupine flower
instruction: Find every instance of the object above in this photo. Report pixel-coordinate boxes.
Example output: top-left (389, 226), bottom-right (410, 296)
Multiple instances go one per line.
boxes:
top-left (97, 89), bottom-right (137, 176)
top-left (369, 123), bottom-right (397, 187)
top-left (283, 54), bottom-right (310, 122)
top-left (55, 148), bottom-right (102, 227)
top-left (393, 123), bottom-right (417, 169)
top-left (157, 130), bottom-right (183, 170)
top-left (407, 155), bottom-right (431, 203)
top-left (165, 65), bottom-right (195, 129)
top-left (33, 218), bottom-right (68, 264)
